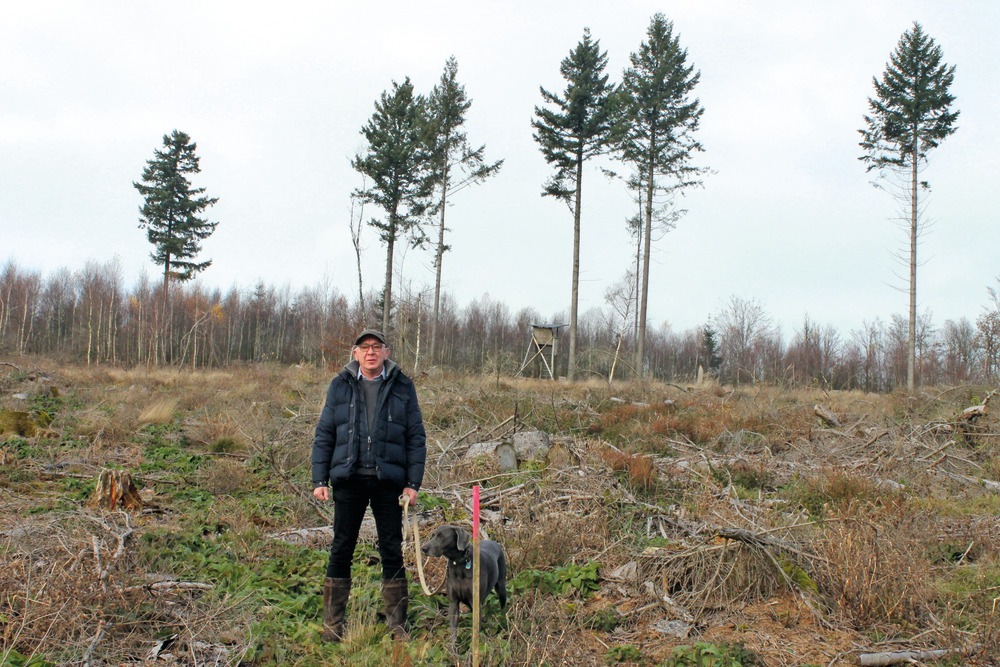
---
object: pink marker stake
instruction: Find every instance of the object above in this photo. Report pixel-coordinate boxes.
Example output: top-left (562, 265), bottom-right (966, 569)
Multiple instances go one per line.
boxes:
top-left (472, 485), bottom-right (480, 540)
top-left (471, 484), bottom-right (482, 665)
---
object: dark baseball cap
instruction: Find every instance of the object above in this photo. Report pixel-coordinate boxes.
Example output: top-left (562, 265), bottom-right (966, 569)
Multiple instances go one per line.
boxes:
top-left (354, 329), bottom-right (388, 346)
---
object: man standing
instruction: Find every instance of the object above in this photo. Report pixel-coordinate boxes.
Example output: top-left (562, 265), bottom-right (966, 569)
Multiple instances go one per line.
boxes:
top-left (311, 329), bottom-right (426, 641)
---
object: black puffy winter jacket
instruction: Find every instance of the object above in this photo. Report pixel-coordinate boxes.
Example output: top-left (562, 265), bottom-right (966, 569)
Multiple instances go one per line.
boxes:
top-left (311, 359), bottom-right (426, 491)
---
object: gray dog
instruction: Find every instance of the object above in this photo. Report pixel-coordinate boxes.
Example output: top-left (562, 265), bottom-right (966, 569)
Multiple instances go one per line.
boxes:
top-left (421, 524), bottom-right (508, 643)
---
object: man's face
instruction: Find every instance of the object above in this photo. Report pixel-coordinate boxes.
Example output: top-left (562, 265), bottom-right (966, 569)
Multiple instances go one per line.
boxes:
top-left (353, 336), bottom-right (389, 377)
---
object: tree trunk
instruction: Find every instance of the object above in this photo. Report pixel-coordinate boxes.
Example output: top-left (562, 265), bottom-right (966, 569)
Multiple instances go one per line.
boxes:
top-left (634, 200), bottom-right (642, 344)
top-left (96, 300), bottom-right (104, 366)
top-left (350, 193), bottom-right (365, 316)
top-left (382, 212), bottom-right (398, 335)
top-left (18, 293), bottom-right (29, 356)
top-left (431, 163), bottom-right (449, 367)
top-left (636, 150), bottom-right (655, 378)
top-left (107, 293), bottom-right (116, 365)
top-left (86, 298), bottom-right (93, 366)
top-left (414, 292), bottom-right (423, 374)
top-left (568, 154), bottom-right (583, 381)
top-left (907, 134), bottom-right (919, 391)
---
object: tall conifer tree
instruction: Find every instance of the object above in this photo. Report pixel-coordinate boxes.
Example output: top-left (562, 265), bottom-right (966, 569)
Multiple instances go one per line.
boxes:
top-left (617, 14), bottom-right (707, 377)
top-left (134, 130), bottom-right (219, 298)
top-left (860, 22), bottom-right (959, 391)
top-left (353, 78), bottom-right (435, 335)
top-left (425, 57), bottom-right (503, 365)
top-left (532, 28), bottom-right (615, 381)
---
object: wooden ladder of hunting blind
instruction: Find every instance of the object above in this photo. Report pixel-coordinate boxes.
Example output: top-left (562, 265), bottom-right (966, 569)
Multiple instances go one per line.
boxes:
top-left (518, 324), bottom-right (566, 380)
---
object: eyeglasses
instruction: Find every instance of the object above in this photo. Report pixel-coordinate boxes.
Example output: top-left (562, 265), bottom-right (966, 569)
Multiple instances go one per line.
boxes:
top-left (357, 343), bottom-right (385, 352)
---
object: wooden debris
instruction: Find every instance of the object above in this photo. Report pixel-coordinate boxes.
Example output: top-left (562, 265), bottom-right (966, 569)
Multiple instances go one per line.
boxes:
top-left (716, 527), bottom-right (827, 564)
top-left (125, 580), bottom-right (214, 594)
top-left (956, 391), bottom-right (995, 446)
top-left (918, 439), bottom-right (956, 462)
top-left (938, 471), bottom-right (1000, 492)
top-left (443, 425), bottom-right (480, 453)
top-left (960, 390), bottom-right (994, 424)
top-left (608, 561), bottom-right (639, 582)
top-left (269, 525), bottom-right (334, 546)
top-left (642, 580), bottom-right (694, 622)
top-left (813, 404), bottom-right (841, 428)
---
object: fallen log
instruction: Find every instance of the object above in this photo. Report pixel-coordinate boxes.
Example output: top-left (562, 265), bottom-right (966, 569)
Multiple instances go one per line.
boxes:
top-left (124, 580), bottom-right (214, 594)
top-left (938, 471), bottom-right (1000, 492)
top-left (959, 390), bottom-right (994, 424)
top-left (858, 647), bottom-right (957, 665)
top-left (813, 404), bottom-right (841, 428)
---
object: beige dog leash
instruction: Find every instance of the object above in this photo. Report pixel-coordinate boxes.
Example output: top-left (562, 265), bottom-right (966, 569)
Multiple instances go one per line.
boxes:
top-left (399, 495), bottom-right (440, 596)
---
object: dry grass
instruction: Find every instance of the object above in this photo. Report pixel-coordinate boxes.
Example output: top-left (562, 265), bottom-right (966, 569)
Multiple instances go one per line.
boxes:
top-left (600, 448), bottom-right (657, 492)
top-left (817, 508), bottom-right (935, 630)
top-left (0, 509), bottom-right (255, 665)
top-left (3, 359), bottom-right (1000, 665)
top-left (136, 397), bottom-right (179, 426)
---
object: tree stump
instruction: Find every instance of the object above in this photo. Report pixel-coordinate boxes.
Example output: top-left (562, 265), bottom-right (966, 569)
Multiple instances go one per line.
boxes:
top-left (496, 443), bottom-right (518, 471)
top-left (90, 468), bottom-right (143, 510)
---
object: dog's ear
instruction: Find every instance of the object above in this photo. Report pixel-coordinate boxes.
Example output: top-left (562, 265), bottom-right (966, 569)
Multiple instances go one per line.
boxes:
top-left (455, 526), bottom-right (472, 552)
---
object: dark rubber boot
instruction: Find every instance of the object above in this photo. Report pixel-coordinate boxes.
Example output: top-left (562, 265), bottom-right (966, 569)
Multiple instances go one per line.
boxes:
top-left (381, 578), bottom-right (409, 640)
top-left (321, 577), bottom-right (351, 642)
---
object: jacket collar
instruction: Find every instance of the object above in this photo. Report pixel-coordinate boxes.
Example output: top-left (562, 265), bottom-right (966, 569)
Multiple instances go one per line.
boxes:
top-left (344, 358), bottom-right (398, 381)
top-left (357, 366), bottom-right (386, 381)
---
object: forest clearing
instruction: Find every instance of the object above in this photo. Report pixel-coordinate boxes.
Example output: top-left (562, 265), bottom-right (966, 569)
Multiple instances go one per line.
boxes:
top-left (2, 359), bottom-right (1000, 666)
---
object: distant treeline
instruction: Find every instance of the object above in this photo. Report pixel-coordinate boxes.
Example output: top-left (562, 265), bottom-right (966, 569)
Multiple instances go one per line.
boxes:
top-left (2, 259), bottom-right (999, 391)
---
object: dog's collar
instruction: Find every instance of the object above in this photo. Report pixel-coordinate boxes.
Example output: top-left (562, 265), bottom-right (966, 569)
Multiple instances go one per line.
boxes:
top-left (451, 551), bottom-right (473, 570)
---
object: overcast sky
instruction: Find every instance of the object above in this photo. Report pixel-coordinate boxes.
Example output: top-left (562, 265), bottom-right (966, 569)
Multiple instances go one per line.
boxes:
top-left (2, 0), bottom-right (997, 339)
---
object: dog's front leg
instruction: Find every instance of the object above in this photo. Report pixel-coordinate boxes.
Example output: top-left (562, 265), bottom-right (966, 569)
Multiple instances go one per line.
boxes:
top-left (448, 598), bottom-right (460, 648)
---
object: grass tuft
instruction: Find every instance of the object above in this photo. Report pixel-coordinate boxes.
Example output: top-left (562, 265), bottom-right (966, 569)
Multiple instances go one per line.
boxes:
top-left (137, 398), bottom-right (179, 426)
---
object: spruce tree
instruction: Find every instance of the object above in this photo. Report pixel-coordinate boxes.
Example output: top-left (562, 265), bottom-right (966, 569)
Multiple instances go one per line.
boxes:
top-left (134, 130), bottom-right (219, 297)
top-left (425, 57), bottom-right (503, 365)
top-left (859, 22), bottom-right (959, 391)
top-left (352, 78), bottom-right (435, 335)
top-left (702, 325), bottom-right (722, 376)
top-left (532, 28), bottom-right (615, 381)
top-left (617, 14), bottom-right (707, 377)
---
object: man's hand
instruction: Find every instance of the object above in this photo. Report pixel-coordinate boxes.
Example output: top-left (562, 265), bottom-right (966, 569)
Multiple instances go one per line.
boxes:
top-left (313, 486), bottom-right (329, 501)
top-left (402, 487), bottom-right (417, 506)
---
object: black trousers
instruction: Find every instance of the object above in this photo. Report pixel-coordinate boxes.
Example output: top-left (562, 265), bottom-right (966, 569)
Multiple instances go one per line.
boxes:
top-left (326, 477), bottom-right (406, 581)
